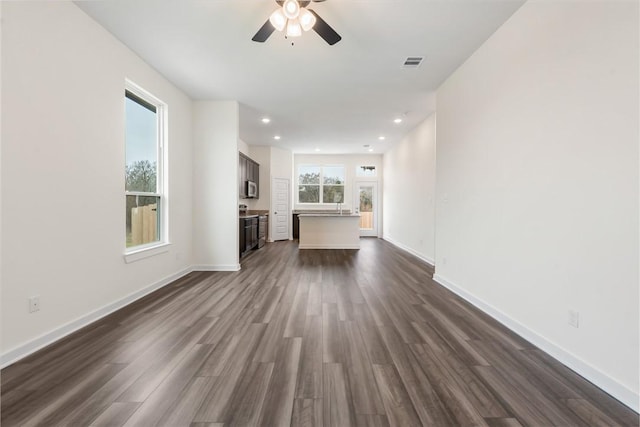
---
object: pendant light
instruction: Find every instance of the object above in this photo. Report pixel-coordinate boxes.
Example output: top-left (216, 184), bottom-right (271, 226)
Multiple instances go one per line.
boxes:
top-left (269, 8), bottom-right (287, 32)
top-left (282, 0), bottom-right (300, 19)
top-left (286, 18), bottom-right (302, 37)
top-left (299, 8), bottom-right (316, 32)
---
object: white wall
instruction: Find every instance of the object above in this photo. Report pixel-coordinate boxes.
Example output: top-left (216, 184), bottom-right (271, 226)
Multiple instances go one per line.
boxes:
top-left (271, 146), bottom-right (294, 239)
top-left (1, 2), bottom-right (193, 361)
top-left (237, 138), bottom-right (249, 207)
top-left (293, 154), bottom-right (383, 214)
top-left (383, 114), bottom-right (436, 264)
top-left (271, 146), bottom-right (293, 182)
top-left (435, 1), bottom-right (638, 410)
top-left (238, 138), bottom-right (249, 156)
top-left (237, 145), bottom-right (292, 212)
top-left (192, 101), bottom-right (240, 271)
top-left (0, 2), bottom-right (4, 356)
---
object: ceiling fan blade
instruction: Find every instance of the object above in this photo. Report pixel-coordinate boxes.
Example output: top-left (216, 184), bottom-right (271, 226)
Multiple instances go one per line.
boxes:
top-left (308, 9), bottom-right (341, 45)
top-left (252, 19), bottom-right (276, 42)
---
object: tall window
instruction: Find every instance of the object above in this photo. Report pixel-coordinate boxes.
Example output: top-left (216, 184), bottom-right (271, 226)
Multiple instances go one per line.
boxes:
top-left (298, 165), bottom-right (345, 204)
top-left (125, 84), bottom-right (165, 249)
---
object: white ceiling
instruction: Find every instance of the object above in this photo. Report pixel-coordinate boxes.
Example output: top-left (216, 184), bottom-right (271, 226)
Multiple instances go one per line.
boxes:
top-left (76, 0), bottom-right (524, 154)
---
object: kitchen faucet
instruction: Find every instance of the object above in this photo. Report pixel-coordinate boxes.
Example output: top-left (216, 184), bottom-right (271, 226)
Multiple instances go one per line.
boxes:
top-left (336, 202), bottom-right (342, 214)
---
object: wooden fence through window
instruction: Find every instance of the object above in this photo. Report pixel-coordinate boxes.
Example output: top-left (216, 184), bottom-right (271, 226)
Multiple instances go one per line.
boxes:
top-left (131, 204), bottom-right (157, 246)
top-left (359, 211), bottom-right (374, 230)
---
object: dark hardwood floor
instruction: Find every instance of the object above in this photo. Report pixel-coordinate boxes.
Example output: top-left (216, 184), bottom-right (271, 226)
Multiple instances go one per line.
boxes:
top-left (1, 238), bottom-right (638, 426)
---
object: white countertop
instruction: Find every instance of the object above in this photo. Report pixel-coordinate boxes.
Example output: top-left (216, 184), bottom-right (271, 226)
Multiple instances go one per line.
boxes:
top-left (297, 213), bottom-right (361, 217)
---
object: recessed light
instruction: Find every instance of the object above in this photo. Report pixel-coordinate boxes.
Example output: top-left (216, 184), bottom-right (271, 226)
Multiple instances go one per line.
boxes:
top-left (368, 148), bottom-right (374, 152)
top-left (261, 117), bottom-right (271, 124)
top-left (394, 118), bottom-right (403, 124)
top-left (315, 148), bottom-right (321, 152)
top-left (378, 136), bottom-right (385, 141)
top-left (274, 135), bottom-right (281, 140)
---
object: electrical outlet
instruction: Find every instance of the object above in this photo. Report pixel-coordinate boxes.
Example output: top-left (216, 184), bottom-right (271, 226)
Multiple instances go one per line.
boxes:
top-left (29, 296), bottom-right (40, 313)
top-left (568, 309), bottom-right (579, 328)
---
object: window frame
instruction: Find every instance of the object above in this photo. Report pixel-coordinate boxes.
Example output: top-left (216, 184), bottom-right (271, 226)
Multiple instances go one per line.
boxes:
top-left (356, 165), bottom-right (377, 177)
top-left (297, 164), bottom-right (345, 205)
top-left (124, 80), bottom-right (169, 261)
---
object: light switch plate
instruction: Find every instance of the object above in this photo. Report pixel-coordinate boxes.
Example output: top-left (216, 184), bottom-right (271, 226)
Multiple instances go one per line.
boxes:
top-left (568, 309), bottom-right (579, 328)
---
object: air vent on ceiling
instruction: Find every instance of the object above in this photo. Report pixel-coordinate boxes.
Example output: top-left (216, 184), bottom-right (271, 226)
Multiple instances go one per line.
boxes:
top-left (403, 56), bottom-right (424, 68)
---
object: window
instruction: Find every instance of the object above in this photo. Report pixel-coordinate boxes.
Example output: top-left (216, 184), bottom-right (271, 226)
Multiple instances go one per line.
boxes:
top-left (323, 166), bottom-right (345, 203)
top-left (298, 165), bottom-right (345, 204)
top-left (298, 165), bottom-right (320, 203)
top-left (125, 84), bottom-right (166, 250)
top-left (356, 165), bottom-right (377, 177)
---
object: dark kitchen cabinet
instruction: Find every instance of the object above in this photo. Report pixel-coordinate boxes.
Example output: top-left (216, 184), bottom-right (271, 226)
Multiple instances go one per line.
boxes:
top-left (239, 156), bottom-right (248, 198)
top-left (239, 153), bottom-right (259, 199)
top-left (239, 219), bottom-right (245, 257)
top-left (246, 160), bottom-right (254, 182)
top-left (239, 216), bottom-right (258, 258)
top-left (248, 218), bottom-right (258, 251)
top-left (292, 213), bottom-right (300, 239)
top-left (248, 161), bottom-right (259, 198)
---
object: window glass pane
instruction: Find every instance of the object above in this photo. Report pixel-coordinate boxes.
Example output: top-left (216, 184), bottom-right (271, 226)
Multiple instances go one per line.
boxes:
top-left (356, 165), bottom-right (376, 177)
top-left (125, 95), bottom-right (157, 192)
top-left (126, 195), bottom-right (160, 247)
top-left (359, 186), bottom-right (373, 212)
top-left (125, 160), bottom-right (157, 193)
top-left (323, 166), bottom-right (344, 184)
top-left (359, 186), bottom-right (374, 230)
top-left (299, 185), bottom-right (320, 203)
top-left (299, 166), bottom-right (320, 184)
top-left (323, 185), bottom-right (344, 203)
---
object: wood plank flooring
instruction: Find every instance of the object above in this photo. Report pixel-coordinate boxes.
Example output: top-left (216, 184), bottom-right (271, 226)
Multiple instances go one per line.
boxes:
top-left (1, 238), bottom-right (638, 426)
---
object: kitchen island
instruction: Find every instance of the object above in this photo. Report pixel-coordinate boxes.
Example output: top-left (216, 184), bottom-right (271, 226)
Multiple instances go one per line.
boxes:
top-left (298, 213), bottom-right (361, 249)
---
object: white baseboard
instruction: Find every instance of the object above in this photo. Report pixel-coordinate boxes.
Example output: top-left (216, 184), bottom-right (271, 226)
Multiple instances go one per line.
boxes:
top-left (192, 264), bottom-right (241, 272)
top-left (0, 267), bottom-right (194, 369)
top-left (382, 235), bottom-right (435, 267)
top-left (298, 244), bottom-right (361, 249)
top-left (0, 261), bottom-right (248, 368)
top-left (433, 273), bottom-right (639, 413)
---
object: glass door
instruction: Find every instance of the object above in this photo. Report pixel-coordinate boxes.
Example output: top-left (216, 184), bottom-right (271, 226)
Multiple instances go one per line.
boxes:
top-left (355, 182), bottom-right (378, 237)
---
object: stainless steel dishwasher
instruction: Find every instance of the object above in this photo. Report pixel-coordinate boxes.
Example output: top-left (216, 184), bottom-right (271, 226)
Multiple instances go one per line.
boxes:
top-left (258, 215), bottom-right (267, 248)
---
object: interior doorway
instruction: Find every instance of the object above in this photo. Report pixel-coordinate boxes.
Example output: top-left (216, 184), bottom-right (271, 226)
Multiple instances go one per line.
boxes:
top-left (271, 177), bottom-right (290, 241)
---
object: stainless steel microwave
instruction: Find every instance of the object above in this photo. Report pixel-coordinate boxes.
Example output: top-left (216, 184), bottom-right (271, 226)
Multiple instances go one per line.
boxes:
top-left (246, 180), bottom-right (257, 198)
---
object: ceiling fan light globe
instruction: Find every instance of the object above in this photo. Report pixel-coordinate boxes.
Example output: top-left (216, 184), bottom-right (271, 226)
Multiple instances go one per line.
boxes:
top-left (282, 0), bottom-right (300, 19)
top-left (269, 9), bottom-right (287, 32)
top-left (299, 8), bottom-right (316, 32)
top-left (286, 18), bottom-right (302, 37)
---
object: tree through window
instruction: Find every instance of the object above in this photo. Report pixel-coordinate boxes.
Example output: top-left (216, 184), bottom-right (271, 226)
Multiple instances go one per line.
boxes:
top-left (298, 165), bottom-right (344, 204)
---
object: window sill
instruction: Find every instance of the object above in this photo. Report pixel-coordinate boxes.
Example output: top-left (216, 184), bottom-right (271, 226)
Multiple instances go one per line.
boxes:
top-left (124, 242), bottom-right (171, 264)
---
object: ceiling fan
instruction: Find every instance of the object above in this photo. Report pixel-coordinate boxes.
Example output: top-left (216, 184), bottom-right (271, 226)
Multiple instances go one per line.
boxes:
top-left (252, 0), bottom-right (342, 46)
